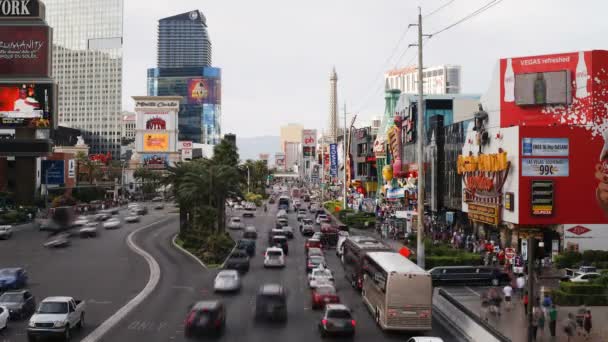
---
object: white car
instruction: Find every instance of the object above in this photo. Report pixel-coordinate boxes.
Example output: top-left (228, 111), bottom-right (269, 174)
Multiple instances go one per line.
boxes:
top-left (316, 214), bottom-right (328, 225)
top-left (233, 204), bottom-right (244, 210)
top-left (214, 270), bottom-right (241, 292)
top-left (308, 266), bottom-right (334, 288)
top-left (125, 214), bottom-right (140, 223)
top-left (228, 217), bottom-right (244, 229)
top-left (263, 247), bottom-right (285, 268)
top-left (0, 225), bottom-right (13, 240)
top-left (73, 216), bottom-right (89, 227)
top-left (79, 224), bottom-right (98, 238)
top-left (0, 305), bottom-right (8, 331)
top-left (406, 338), bottom-right (444, 342)
top-left (103, 217), bottom-right (121, 229)
top-left (336, 235), bottom-right (348, 258)
top-left (568, 272), bottom-right (601, 283)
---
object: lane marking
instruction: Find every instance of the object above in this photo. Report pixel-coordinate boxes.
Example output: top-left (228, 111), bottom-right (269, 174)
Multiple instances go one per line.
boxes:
top-left (171, 286), bottom-right (194, 291)
top-left (80, 216), bottom-right (174, 342)
top-left (465, 286), bottom-right (482, 296)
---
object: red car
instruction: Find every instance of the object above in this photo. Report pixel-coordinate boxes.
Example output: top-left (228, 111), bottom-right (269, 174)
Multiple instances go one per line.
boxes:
top-left (311, 285), bottom-right (340, 309)
top-left (305, 238), bottom-right (322, 252)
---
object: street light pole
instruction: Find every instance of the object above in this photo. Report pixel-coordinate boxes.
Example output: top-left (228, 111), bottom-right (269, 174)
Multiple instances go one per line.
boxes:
top-left (415, 7), bottom-right (426, 269)
top-left (343, 103), bottom-right (348, 210)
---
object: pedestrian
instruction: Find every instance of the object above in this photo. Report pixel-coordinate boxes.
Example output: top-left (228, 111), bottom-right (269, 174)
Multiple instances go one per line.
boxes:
top-left (531, 303), bottom-right (542, 341)
top-left (481, 289), bottom-right (490, 321)
top-left (542, 293), bottom-right (553, 317)
top-left (583, 309), bottom-right (592, 340)
top-left (503, 283), bottom-right (513, 311)
top-left (564, 312), bottom-right (576, 342)
top-left (516, 274), bottom-right (526, 299)
top-left (548, 304), bottom-right (558, 338)
top-left (537, 304), bottom-right (546, 339)
top-left (523, 291), bottom-right (529, 314)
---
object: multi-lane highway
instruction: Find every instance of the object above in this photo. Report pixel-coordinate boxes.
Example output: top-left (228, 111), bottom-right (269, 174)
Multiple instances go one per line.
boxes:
top-left (0, 206), bottom-right (177, 342)
top-left (99, 203), bottom-right (457, 342)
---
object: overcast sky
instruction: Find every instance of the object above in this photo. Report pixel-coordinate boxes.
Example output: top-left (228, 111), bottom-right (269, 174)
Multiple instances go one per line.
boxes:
top-left (122, 0), bottom-right (607, 138)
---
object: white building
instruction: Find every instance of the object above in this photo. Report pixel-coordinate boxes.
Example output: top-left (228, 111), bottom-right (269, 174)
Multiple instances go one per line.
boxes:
top-left (46, 0), bottom-right (124, 156)
top-left (385, 64), bottom-right (461, 95)
top-left (121, 112), bottom-right (136, 142)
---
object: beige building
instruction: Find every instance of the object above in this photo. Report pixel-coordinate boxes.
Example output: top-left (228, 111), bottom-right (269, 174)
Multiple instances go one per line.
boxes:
top-left (121, 111), bottom-right (136, 142)
top-left (280, 123), bottom-right (303, 147)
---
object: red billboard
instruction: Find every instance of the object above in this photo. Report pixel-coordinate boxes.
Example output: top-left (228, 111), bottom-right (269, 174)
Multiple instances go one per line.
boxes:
top-left (500, 50), bottom-right (608, 224)
top-left (0, 25), bottom-right (51, 77)
top-left (0, 83), bottom-right (54, 128)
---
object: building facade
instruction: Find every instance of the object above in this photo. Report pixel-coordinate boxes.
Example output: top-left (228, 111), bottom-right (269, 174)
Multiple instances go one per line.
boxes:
top-left (385, 65), bottom-right (461, 95)
top-left (158, 10), bottom-right (211, 68)
top-left (45, 0), bottom-right (124, 156)
top-left (280, 123), bottom-right (303, 148)
top-left (121, 112), bottom-right (136, 142)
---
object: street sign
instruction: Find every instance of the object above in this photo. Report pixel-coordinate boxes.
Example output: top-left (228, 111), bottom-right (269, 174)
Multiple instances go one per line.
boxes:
top-left (41, 160), bottom-right (64, 185)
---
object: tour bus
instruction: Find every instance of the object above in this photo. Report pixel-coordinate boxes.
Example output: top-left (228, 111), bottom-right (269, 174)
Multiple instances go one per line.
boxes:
top-left (278, 196), bottom-right (290, 212)
top-left (362, 251), bottom-right (432, 332)
top-left (342, 236), bottom-right (393, 290)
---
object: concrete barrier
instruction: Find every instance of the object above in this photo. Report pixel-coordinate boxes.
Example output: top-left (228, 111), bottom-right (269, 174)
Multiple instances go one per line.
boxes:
top-left (433, 289), bottom-right (511, 342)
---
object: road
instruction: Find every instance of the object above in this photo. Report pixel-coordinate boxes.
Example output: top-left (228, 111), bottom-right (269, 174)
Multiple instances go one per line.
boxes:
top-left (0, 205), bottom-right (177, 342)
top-left (100, 202), bottom-right (457, 341)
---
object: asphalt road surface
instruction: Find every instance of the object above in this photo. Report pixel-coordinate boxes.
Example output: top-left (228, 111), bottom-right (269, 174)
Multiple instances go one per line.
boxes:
top-left (100, 202), bottom-right (457, 342)
top-left (0, 204), bottom-right (177, 342)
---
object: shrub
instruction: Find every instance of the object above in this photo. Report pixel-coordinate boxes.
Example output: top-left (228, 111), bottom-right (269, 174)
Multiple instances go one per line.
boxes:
top-left (424, 254), bottom-right (483, 269)
top-left (555, 251), bottom-right (582, 269)
top-left (551, 290), bottom-right (608, 306)
top-left (559, 282), bottom-right (606, 295)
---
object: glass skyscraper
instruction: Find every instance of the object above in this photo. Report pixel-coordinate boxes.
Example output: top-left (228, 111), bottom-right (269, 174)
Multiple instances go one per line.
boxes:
top-left (148, 10), bottom-right (221, 145)
top-left (45, 0), bottom-right (123, 156)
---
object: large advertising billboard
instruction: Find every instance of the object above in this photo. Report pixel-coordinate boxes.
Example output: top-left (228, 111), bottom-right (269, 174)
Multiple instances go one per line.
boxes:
top-left (0, 25), bottom-right (51, 77)
top-left (0, 83), bottom-right (53, 128)
top-left (187, 78), bottom-right (221, 105)
top-left (275, 153), bottom-right (285, 169)
top-left (143, 133), bottom-right (169, 152)
top-left (302, 129), bottom-right (317, 147)
top-left (141, 154), bottom-right (169, 169)
top-left (144, 111), bottom-right (169, 130)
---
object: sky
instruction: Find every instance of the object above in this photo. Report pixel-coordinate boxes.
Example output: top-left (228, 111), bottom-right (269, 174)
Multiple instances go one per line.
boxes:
top-left (122, 0), bottom-right (608, 138)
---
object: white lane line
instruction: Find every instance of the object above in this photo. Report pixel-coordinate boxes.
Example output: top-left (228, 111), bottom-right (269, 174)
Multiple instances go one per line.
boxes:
top-left (465, 286), bottom-right (482, 296)
top-left (80, 216), bottom-right (172, 342)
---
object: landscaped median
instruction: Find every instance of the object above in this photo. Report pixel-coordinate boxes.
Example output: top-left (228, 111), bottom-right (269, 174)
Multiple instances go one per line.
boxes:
top-left (550, 272), bottom-right (608, 306)
top-left (174, 231), bottom-right (235, 268)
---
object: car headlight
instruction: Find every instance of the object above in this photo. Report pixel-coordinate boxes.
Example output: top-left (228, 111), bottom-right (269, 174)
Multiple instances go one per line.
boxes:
top-left (54, 321), bottom-right (66, 328)
top-left (28, 320), bottom-right (36, 327)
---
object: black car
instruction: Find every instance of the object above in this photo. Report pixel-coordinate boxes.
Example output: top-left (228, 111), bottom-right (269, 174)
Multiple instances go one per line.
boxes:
top-left (429, 266), bottom-right (510, 286)
top-left (224, 250), bottom-right (250, 273)
top-left (271, 236), bottom-right (289, 255)
top-left (185, 300), bottom-right (226, 338)
top-left (318, 304), bottom-right (355, 338)
top-left (301, 225), bottom-right (315, 237)
top-left (0, 290), bottom-right (36, 319)
top-left (132, 206), bottom-right (148, 215)
top-left (255, 284), bottom-right (287, 322)
top-left (243, 227), bottom-right (258, 240)
top-left (236, 239), bottom-right (256, 257)
top-left (243, 209), bottom-right (255, 218)
top-left (268, 229), bottom-right (286, 244)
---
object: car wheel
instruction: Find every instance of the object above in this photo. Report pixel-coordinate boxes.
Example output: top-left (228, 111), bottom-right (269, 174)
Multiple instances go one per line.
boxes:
top-left (64, 326), bottom-right (70, 341)
top-left (78, 313), bottom-right (84, 329)
top-left (375, 308), bottom-right (380, 325)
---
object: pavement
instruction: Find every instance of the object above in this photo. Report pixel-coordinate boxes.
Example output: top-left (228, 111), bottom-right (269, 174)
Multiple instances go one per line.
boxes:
top-left (98, 202), bottom-right (457, 341)
top-left (0, 204), bottom-right (177, 342)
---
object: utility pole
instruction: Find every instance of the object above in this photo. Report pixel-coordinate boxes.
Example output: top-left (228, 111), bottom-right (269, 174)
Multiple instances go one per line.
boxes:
top-left (343, 103), bottom-right (348, 210)
top-left (321, 132), bottom-right (325, 201)
top-left (527, 235), bottom-right (536, 342)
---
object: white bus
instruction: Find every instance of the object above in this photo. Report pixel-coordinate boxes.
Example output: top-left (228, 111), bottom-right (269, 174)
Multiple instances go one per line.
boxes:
top-left (361, 251), bottom-right (432, 332)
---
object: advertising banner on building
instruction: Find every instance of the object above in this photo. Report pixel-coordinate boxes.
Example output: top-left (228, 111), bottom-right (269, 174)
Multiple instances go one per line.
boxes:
top-left (142, 154), bottom-right (169, 169)
top-left (144, 112), bottom-right (168, 130)
top-left (187, 78), bottom-right (221, 105)
top-left (329, 143), bottom-right (338, 176)
top-left (0, 25), bottom-right (51, 77)
top-left (522, 138), bottom-right (569, 157)
top-left (564, 224), bottom-right (608, 252)
top-left (0, 0), bottom-right (43, 19)
top-left (302, 129), bottom-right (317, 147)
top-left (275, 152), bottom-right (285, 170)
top-left (143, 133), bottom-right (169, 152)
top-left (41, 160), bottom-right (64, 185)
top-left (0, 83), bottom-right (53, 128)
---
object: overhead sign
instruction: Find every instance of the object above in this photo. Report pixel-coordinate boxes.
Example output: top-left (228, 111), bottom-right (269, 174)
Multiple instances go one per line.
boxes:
top-left (387, 187), bottom-right (405, 199)
top-left (0, 0), bottom-right (42, 19)
top-left (329, 143), bottom-right (338, 177)
top-left (0, 83), bottom-right (54, 128)
top-left (143, 133), bottom-right (169, 152)
top-left (467, 203), bottom-right (500, 225)
top-left (41, 160), bottom-right (64, 185)
top-left (0, 25), bottom-right (51, 77)
top-left (302, 129), bottom-right (317, 147)
top-left (522, 138), bottom-right (569, 156)
top-left (522, 158), bottom-right (569, 177)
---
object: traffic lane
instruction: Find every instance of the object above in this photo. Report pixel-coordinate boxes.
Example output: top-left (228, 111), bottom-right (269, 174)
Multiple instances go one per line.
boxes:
top-left (0, 208), bottom-right (174, 342)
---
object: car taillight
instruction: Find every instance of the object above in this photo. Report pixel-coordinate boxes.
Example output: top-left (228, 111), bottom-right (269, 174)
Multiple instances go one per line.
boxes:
top-left (186, 312), bottom-right (196, 326)
top-left (321, 319), bottom-right (327, 326)
top-left (351, 320), bottom-right (356, 326)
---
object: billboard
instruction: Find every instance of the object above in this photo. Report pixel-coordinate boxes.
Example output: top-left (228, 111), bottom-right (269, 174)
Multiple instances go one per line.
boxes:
top-left (302, 129), bottom-right (317, 147)
top-left (0, 0), bottom-right (43, 19)
top-left (329, 143), bottom-right (338, 177)
top-left (187, 78), bottom-right (221, 105)
top-left (0, 25), bottom-right (50, 77)
top-left (142, 154), bottom-right (168, 169)
top-left (0, 83), bottom-right (54, 128)
top-left (41, 160), bottom-right (64, 185)
top-left (143, 133), bottom-right (169, 152)
top-left (275, 153), bottom-right (285, 169)
top-left (144, 112), bottom-right (168, 130)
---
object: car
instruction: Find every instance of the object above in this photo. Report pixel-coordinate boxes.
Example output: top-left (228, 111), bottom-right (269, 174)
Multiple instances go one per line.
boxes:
top-left (0, 290), bottom-right (36, 319)
top-left (293, 200), bottom-right (301, 209)
top-left (228, 217), bottom-right (244, 230)
top-left (103, 217), bottom-right (121, 229)
top-left (311, 232), bottom-right (323, 240)
top-left (236, 239), bottom-right (256, 257)
top-left (297, 210), bottom-right (307, 221)
top-left (243, 226), bottom-right (257, 240)
top-left (0, 305), bottom-right (7, 331)
top-left (308, 266), bottom-right (334, 288)
top-left (254, 284), bottom-right (287, 322)
top-left (301, 225), bottom-right (315, 237)
top-left (406, 338), bottom-right (444, 342)
top-left (224, 250), bottom-right (250, 273)
top-left (110, 208), bottom-right (119, 215)
top-left (130, 206), bottom-right (148, 215)
top-left (307, 255), bottom-right (326, 273)
top-left (307, 247), bottom-right (324, 259)
top-left (0, 268), bottom-right (27, 292)
top-left (152, 196), bottom-right (163, 202)
top-left (320, 224), bottom-right (339, 248)
top-left (565, 272), bottom-right (602, 283)
top-left (233, 204), bottom-right (244, 210)
top-left (214, 270), bottom-right (241, 292)
top-left (27, 296), bottom-right (86, 342)
top-left (311, 284), bottom-right (340, 310)
top-left (300, 218), bottom-right (314, 231)
top-left (318, 304), bottom-right (355, 338)
top-left (36, 218), bottom-right (56, 231)
top-left (43, 233), bottom-right (71, 248)
top-left (79, 224), bottom-right (98, 238)
top-left (276, 210), bottom-right (288, 219)
top-left (94, 213), bottom-right (111, 222)
top-left (243, 208), bottom-right (255, 217)
top-left (72, 216), bottom-right (89, 227)
top-left (268, 197), bottom-right (276, 204)
top-left (305, 238), bottom-right (323, 252)
top-left (336, 235), bottom-right (348, 257)
top-left (125, 214), bottom-right (140, 223)
top-left (271, 235), bottom-right (289, 255)
top-left (268, 228), bottom-right (286, 243)
top-left (429, 266), bottom-right (511, 286)
top-left (316, 214), bottom-right (329, 225)
top-left (263, 247), bottom-right (285, 268)
top-left (153, 203), bottom-right (164, 210)
top-left (275, 217), bottom-right (288, 228)
top-left (283, 226), bottom-right (294, 239)
top-left (0, 225), bottom-right (13, 239)
top-left (184, 300), bottom-right (226, 338)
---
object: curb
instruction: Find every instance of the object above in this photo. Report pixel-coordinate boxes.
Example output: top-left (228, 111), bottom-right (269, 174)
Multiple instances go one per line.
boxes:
top-left (171, 234), bottom-right (237, 270)
top-left (80, 216), bottom-right (174, 342)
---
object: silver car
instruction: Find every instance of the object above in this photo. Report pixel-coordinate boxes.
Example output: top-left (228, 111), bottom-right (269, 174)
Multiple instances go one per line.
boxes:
top-left (125, 214), bottom-right (140, 223)
top-left (213, 270), bottom-right (241, 292)
top-left (103, 217), bottom-right (121, 229)
top-left (0, 225), bottom-right (12, 240)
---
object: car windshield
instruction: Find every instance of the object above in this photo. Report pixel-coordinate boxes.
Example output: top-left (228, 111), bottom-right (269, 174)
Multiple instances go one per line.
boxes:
top-left (313, 270), bottom-right (331, 277)
top-left (218, 274), bottom-right (236, 280)
top-left (38, 302), bottom-right (68, 314)
top-left (0, 269), bottom-right (16, 276)
top-left (231, 252), bottom-right (247, 258)
top-left (327, 310), bottom-right (351, 319)
top-left (309, 256), bottom-right (324, 264)
top-left (232, 218), bottom-right (241, 222)
top-left (0, 293), bottom-right (22, 303)
top-left (315, 286), bottom-right (336, 295)
top-left (268, 250), bottom-right (282, 257)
